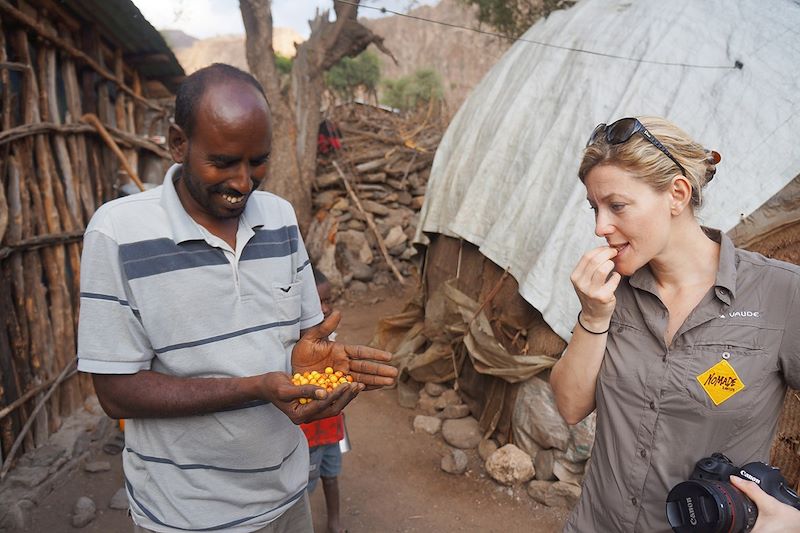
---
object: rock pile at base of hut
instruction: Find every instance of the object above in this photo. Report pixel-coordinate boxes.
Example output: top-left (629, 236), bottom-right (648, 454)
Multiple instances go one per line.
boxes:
top-left (404, 379), bottom-right (592, 509)
top-left (306, 103), bottom-right (444, 292)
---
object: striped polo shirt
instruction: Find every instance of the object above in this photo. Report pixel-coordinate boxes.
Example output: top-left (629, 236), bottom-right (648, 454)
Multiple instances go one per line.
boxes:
top-left (77, 164), bottom-right (323, 532)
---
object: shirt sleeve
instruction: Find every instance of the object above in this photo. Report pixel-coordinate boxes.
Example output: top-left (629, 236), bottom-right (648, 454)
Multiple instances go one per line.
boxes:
top-left (77, 229), bottom-right (154, 374)
top-left (778, 274), bottom-right (800, 389)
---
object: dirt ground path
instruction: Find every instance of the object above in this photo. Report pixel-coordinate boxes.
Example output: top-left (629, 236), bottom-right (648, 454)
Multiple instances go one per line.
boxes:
top-left (23, 285), bottom-right (568, 533)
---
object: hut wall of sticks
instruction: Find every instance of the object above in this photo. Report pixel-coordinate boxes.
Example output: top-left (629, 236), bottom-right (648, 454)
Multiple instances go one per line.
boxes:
top-left (0, 0), bottom-right (183, 472)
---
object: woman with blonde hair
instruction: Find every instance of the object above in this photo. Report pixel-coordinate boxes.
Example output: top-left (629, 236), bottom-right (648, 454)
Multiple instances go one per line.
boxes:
top-left (550, 116), bottom-right (800, 532)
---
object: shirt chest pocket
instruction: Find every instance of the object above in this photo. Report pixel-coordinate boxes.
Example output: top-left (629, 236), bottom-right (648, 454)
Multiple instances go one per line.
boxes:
top-left (271, 280), bottom-right (302, 344)
top-left (681, 342), bottom-right (774, 413)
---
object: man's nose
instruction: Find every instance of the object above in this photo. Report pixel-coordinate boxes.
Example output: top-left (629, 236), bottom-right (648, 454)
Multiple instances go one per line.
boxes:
top-left (230, 163), bottom-right (253, 193)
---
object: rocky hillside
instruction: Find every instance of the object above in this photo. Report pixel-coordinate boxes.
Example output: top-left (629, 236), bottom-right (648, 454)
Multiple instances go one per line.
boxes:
top-left (364, 0), bottom-right (510, 112)
top-left (169, 27), bottom-right (303, 74)
top-left (162, 1), bottom-right (510, 111)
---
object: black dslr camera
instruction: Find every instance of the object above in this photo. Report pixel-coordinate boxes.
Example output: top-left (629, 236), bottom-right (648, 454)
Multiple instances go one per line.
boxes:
top-left (665, 453), bottom-right (800, 532)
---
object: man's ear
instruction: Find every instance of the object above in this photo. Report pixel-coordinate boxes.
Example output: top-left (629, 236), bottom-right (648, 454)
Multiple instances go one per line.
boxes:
top-left (168, 124), bottom-right (188, 163)
top-left (669, 175), bottom-right (693, 215)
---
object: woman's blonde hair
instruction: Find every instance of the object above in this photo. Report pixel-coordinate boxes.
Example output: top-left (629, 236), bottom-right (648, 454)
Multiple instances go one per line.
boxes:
top-left (578, 116), bottom-right (713, 209)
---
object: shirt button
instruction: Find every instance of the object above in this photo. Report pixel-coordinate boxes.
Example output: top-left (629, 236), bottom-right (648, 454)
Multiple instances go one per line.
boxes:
top-left (640, 449), bottom-right (647, 458)
top-left (649, 401), bottom-right (655, 410)
top-left (631, 497), bottom-right (638, 506)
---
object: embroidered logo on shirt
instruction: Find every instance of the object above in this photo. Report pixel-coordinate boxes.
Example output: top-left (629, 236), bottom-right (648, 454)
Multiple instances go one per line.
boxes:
top-left (718, 311), bottom-right (760, 319)
top-left (696, 360), bottom-right (745, 406)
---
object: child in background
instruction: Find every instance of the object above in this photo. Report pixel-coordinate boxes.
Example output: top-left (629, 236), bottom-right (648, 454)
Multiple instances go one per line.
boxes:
top-left (303, 267), bottom-right (348, 533)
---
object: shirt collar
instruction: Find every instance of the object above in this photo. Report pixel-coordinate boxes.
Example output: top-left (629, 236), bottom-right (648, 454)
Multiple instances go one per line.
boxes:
top-left (160, 163), bottom-right (267, 244)
top-left (628, 227), bottom-right (737, 305)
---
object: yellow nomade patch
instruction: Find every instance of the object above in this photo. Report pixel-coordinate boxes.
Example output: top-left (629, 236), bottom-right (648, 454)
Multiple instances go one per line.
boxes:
top-left (696, 360), bottom-right (745, 406)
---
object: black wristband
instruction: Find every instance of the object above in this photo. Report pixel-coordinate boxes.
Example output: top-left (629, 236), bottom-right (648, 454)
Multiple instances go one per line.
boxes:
top-left (577, 311), bottom-right (610, 335)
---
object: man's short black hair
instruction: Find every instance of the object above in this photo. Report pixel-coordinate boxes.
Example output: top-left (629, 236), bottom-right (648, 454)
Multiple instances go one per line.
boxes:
top-left (174, 63), bottom-right (269, 139)
top-left (311, 265), bottom-right (329, 287)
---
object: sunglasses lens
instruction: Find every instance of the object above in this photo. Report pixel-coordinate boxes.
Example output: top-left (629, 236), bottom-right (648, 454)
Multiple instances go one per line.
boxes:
top-left (606, 118), bottom-right (639, 144)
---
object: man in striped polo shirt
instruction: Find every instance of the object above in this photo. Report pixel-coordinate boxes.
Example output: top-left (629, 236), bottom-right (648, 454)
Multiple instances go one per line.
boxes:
top-left (77, 64), bottom-right (397, 533)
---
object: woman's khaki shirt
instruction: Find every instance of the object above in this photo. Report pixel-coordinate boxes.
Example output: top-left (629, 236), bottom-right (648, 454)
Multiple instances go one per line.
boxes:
top-left (564, 230), bottom-right (800, 532)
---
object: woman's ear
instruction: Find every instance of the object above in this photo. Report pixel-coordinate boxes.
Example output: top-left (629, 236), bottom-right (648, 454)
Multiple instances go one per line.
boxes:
top-left (168, 124), bottom-right (188, 163)
top-left (669, 175), bottom-right (693, 215)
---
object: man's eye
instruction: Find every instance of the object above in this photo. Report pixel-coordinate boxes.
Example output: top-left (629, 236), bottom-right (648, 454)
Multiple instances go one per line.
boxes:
top-left (211, 160), bottom-right (235, 169)
top-left (251, 156), bottom-right (270, 166)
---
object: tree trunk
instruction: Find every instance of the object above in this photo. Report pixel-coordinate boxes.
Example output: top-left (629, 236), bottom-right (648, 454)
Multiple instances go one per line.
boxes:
top-left (240, 0), bottom-right (310, 228)
top-left (240, 0), bottom-right (396, 232)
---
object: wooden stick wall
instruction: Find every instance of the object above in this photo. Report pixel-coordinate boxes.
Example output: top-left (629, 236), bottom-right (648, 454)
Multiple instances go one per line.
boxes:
top-left (0, 2), bottom-right (173, 464)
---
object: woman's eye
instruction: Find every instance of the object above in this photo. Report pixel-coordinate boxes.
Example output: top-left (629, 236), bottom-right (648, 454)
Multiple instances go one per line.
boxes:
top-left (610, 203), bottom-right (625, 212)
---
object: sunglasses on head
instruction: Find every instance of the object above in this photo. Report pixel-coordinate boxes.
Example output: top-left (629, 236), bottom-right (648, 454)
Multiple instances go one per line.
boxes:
top-left (586, 117), bottom-right (687, 176)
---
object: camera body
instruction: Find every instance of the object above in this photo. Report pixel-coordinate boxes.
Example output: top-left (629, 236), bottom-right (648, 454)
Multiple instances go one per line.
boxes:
top-left (666, 452), bottom-right (800, 533)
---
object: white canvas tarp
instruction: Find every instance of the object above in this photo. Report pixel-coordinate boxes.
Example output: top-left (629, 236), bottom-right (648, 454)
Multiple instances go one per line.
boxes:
top-left (416, 0), bottom-right (800, 340)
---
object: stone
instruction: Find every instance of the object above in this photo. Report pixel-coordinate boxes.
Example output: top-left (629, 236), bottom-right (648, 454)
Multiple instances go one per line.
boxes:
top-left (512, 376), bottom-right (570, 452)
top-left (478, 439), bottom-right (498, 461)
top-left (23, 444), bottom-right (65, 467)
top-left (383, 226), bottom-right (407, 249)
top-left (440, 404), bottom-right (470, 419)
top-left (441, 448), bottom-right (469, 475)
top-left (441, 417), bottom-right (482, 449)
top-left (84, 460), bottom-right (112, 473)
top-left (423, 382), bottom-right (447, 397)
top-left (312, 190), bottom-right (341, 208)
top-left (412, 196), bottom-right (425, 210)
top-left (72, 496), bottom-right (97, 528)
top-left (545, 481), bottom-right (582, 508)
top-left (397, 191), bottom-right (413, 206)
top-left (416, 392), bottom-right (440, 415)
top-left (337, 230), bottom-right (368, 254)
top-left (485, 444), bottom-right (535, 486)
top-left (90, 417), bottom-right (112, 442)
top-left (72, 431), bottom-right (92, 457)
top-left (396, 379), bottom-right (420, 409)
top-left (331, 197), bottom-right (349, 211)
top-left (413, 415), bottom-right (442, 435)
top-left (362, 172), bottom-right (387, 183)
top-left (315, 171), bottom-right (339, 188)
top-left (358, 242), bottom-right (374, 265)
top-left (361, 199), bottom-right (391, 217)
top-left (434, 389), bottom-right (461, 410)
top-left (349, 281), bottom-right (368, 294)
top-left (535, 449), bottom-right (556, 481)
top-left (346, 219), bottom-right (366, 231)
top-left (372, 271), bottom-right (392, 286)
top-left (0, 499), bottom-right (35, 530)
top-left (553, 460), bottom-right (584, 485)
top-left (388, 243), bottom-right (407, 257)
top-left (109, 487), bottom-right (129, 510)
top-left (348, 259), bottom-right (374, 282)
top-left (527, 480), bottom-right (553, 505)
top-left (7, 466), bottom-right (49, 489)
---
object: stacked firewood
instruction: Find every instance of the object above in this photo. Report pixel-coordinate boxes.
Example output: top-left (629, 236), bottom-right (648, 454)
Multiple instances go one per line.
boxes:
top-left (306, 102), bottom-right (444, 291)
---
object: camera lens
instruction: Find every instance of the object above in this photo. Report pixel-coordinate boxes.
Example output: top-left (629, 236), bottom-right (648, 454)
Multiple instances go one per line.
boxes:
top-left (666, 479), bottom-right (757, 533)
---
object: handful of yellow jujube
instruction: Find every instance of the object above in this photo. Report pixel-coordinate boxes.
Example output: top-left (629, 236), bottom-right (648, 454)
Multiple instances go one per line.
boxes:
top-left (292, 367), bottom-right (354, 404)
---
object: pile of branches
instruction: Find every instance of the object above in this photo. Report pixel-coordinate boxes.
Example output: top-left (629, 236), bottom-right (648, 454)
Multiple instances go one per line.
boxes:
top-left (306, 102), bottom-right (445, 292)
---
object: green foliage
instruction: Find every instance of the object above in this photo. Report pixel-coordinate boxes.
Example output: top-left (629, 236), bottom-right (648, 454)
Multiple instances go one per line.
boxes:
top-left (275, 53), bottom-right (293, 76)
top-left (458, 0), bottom-right (576, 39)
top-left (381, 69), bottom-right (444, 111)
top-left (325, 51), bottom-right (381, 101)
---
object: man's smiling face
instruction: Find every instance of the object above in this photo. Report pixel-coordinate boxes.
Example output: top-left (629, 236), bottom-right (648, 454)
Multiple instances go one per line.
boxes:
top-left (171, 79), bottom-right (272, 224)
